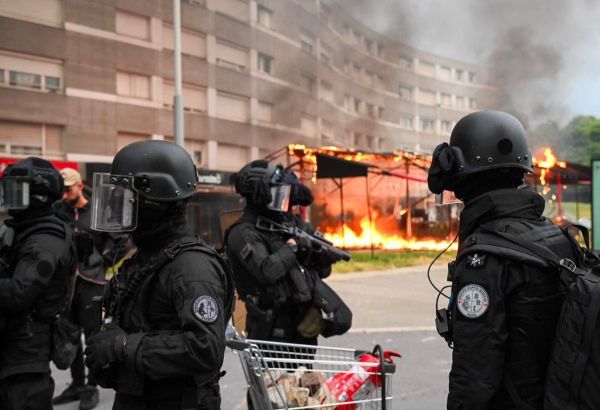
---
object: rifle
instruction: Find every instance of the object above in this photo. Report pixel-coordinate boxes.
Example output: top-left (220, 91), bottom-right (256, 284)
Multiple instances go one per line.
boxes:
top-left (256, 217), bottom-right (351, 263)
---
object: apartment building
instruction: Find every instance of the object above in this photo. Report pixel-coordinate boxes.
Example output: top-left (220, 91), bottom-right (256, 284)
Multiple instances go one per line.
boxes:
top-left (0, 0), bottom-right (498, 173)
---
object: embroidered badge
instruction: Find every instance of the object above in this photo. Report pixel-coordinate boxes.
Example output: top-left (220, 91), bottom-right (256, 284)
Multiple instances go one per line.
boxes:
top-left (240, 242), bottom-right (253, 260)
top-left (457, 284), bottom-right (489, 319)
top-left (467, 253), bottom-right (486, 268)
top-left (193, 295), bottom-right (219, 323)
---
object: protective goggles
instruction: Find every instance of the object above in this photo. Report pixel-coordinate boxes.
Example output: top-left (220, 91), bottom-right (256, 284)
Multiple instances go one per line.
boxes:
top-left (0, 177), bottom-right (30, 211)
top-left (267, 184), bottom-right (291, 212)
top-left (90, 173), bottom-right (138, 232)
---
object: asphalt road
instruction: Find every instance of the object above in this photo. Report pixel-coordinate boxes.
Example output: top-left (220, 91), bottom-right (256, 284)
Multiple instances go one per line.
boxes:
top-left (53, 264), bottom-right (453, 410)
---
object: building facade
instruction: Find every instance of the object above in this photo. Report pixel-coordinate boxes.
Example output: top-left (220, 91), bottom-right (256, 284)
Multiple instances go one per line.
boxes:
top-left (0, 0), bottom-right (497, 172)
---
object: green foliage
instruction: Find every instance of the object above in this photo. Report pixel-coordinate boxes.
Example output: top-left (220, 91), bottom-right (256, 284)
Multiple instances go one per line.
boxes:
top-left (332, 250), bottom-right (456, 273)
top-left (529, 115), bottom-right (600, 165)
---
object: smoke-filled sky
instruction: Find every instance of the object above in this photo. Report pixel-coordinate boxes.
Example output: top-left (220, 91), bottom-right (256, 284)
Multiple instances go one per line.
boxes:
top-left (340, 0), bottom-right (600, 126)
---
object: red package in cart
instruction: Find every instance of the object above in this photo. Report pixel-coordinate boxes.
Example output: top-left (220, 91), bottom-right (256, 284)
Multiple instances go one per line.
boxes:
top-left (325, 348), bottom-right (400, 409)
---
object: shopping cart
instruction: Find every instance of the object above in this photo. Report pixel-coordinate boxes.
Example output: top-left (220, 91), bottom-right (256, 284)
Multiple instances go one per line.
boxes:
top-left (227, 338), bottom-right (398, 410)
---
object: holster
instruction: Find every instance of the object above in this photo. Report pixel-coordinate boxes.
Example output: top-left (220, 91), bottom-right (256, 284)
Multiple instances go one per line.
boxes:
top-left (245, 296), bottom-right (275, 339)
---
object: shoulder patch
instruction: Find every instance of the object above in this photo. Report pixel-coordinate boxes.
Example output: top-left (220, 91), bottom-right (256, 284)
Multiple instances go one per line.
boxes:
top-left (467, 253), bottom-right (486, 269)
top-left (240, 242), bottom-right (253, 260)
top-left (193, 295), bottom-right (219, 323)
top-left (457, 284), bottom-right (489, 319)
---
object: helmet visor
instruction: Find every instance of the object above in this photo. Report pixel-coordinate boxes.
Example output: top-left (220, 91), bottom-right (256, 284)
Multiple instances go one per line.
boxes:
top-left (0, 178), bottom-right (30, 210)
top-left (91, 173), bottom-right (138, 232)
top-left (267, 184), bottom-right (291, 212)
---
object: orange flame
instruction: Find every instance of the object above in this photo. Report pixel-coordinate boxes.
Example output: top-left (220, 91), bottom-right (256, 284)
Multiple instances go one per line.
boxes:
top-left (322, 216), bottom-right (457, 251)
top-left (533, 147), bottom-right (567, 169)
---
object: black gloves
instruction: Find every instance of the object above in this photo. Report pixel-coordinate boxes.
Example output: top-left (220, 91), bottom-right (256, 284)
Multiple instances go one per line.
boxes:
top-left (84, 323), bottom-right (127, 374)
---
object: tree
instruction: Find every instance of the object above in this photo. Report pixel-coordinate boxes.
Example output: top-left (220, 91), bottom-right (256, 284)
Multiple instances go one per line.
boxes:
top-left (562, 116), bottom-right (600, 165)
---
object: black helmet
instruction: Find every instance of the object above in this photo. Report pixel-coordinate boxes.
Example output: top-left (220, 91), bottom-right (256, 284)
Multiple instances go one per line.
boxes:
top-left (1, 157), bottom-right (63, 209)
top-left (234, 160), bottom-right (290, 211)
top-left (111, 140), bottom-right (198, 201)
top-left (450, 111), bottom-right (533, 177)
top-left (91, 140), bottom-right (198, 232)
top-left (428, 111), bottom-right (532, 194)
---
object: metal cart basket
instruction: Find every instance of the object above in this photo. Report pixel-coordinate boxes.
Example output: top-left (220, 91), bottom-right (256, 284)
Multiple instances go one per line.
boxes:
top-left (228, 338), bottom-right (397, 410)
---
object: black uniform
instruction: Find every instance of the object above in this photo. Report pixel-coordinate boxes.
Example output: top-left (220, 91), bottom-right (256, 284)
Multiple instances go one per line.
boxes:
top-left (98, 217), bottom-right (231, 410)
top-left (447, 188), bottom-right (577, 409)
top-left (55, 200), bottom-right (130, 390)
top-left (226, 208), bottom-right (329, 344)
top-left (0, 212), bottom-right (76, 410)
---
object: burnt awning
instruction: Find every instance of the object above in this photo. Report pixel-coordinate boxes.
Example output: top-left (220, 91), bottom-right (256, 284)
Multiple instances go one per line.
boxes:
top-left (315, 153), bottom-right (369, 179)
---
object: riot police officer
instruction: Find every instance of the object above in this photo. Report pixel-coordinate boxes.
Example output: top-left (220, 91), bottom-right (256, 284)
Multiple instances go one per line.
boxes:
top-left (83, 140), bottom-right (234, 410)
top-left (0, 157), bottom-right (76, 410)
top-left (226, 161), bottom-right (330, 344)
top-left (428, 111), bottom-right (580, 409)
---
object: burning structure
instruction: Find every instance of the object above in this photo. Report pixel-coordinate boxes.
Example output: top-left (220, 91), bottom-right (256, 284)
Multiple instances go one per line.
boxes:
top-left (267, 144), bottom-right (590, 252)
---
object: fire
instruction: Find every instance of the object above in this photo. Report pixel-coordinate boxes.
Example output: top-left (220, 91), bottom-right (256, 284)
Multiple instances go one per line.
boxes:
top-left (533, 147), bottom-right (567, 169)
top-left (532, 147), bottom-right (567, 187)
top-left (322, 216), bottom-right (457, 251)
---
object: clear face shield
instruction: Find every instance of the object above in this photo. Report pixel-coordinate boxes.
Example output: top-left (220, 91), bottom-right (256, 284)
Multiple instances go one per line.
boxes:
top-left (0, 178), bottom-right (30, 211)
top-left (267, 184), bottom-right (291, 212)
top-left (91, 173), bottom-right (138, 232)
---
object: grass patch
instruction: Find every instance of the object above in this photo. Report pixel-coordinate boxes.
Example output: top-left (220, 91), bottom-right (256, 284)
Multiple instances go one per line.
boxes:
top-left (332, 249), bottom-right (457, 273)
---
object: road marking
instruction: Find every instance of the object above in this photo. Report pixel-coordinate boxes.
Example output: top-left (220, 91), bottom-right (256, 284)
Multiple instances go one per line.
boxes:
top-left (349, 326), bottom-right (436, 333)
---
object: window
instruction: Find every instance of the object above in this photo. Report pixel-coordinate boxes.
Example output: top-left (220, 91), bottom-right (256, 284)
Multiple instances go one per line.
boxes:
top-left (367, 103), bottom-right (376, 117)
top-left (417, 60), bottom-right (435, 77)
top-left (441, 120), bottom-right (452, 133)
top-left (257, 5), bottom-right (272, 28)
top-left (300, 32), bottom-right (315, 54)
top-left (469, 98), bottom-right (477, 109)
top-left (320, 42), bottom-right (332, 65)
top-left (117, 72), bottom-right (150, 99)
top-left (257, 101), bottom-right (273, 122)
top-left (353, 132), bottom-right (365, 147)
top-left (456, 96), bottom-right (465, 109)
top-left (417, 89), bottom-right (436, 106)
top-left (301, 114), bottom-right (317, 137)
top-left (364, 71), bottom-right (374, 86)
top-left (300, 73), bottom-right (314, 94)
top-left (354, 98), bottom-right (363, 114)
top-left (216, 41), bottom-right (248, 71)
top-left (162, 82), bottom-right (207, 112)
top-left (10, 71), bottom-right (41, 89)
top-left (439, 66), bottom-right (452, 81)
top-left (376, 44), bottom-right (384, 58)
top-left (0, 0), bottom-right (62, 27)
top-left (352, 64), bottom-right (362, 81)
top-left (351, 29), bottom-right (362, 45)
top-left (1, 52), bottom-right (63, 92)
top-left (365, 38), bottom-right (374, 53)
top-left (367, 135), bottom-right (380, 150)
top-left (116, 10), bottom-right (150, 40)
top-left (421, 118), bottom-right (435, 132)
top-left (377, 106), bottom-right (384, 119)
top-left (398, 55), bottom-right (412, 69)
top-left (455, 69), bottom-right (464, 81)
top-left (469, 71), bottom-right (476, 83)
top-left (441, 93), bottom-right (452, 107)
top-left (374, 74), bottom-right (385, 89)
top-left (398, 85), bottom-right (412, 100)
top-left (215, 0), bottom-right (249, 22)
top-left (216, 92), bottom-right (249, 122)
top-left (257, 53), bottom-right (273, 74)
top-left (0, 121), bottom-right (61, 156)
top-left (45, 76), bottom-right (60, 91)
top-left (162, 25), bottom-right (206, 58)
top-left (344, 129), bottom-right (353, 145)
top-left (320, 81), bottom-right (334, 103)
top-left (321, 120), bottom-right (334, 140)
top-left (400, 117), bottom-right (413, 129)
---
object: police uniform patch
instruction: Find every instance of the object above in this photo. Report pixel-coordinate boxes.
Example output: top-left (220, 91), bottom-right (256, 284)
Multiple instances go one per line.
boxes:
top-left (457, 284), bottom-right (489, 319)
top-left (193, 295), bottom-right (219, 323)
top-left (240, 243), bottom-right (253, 260)
top-left (467, 253), bottom-right (486, 268)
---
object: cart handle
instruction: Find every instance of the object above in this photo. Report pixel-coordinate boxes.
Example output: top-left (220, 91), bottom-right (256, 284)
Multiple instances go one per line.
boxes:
top-left (226, 339), bottom-right (252, 351)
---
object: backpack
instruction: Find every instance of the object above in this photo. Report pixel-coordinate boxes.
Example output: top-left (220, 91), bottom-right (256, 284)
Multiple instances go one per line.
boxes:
top-left (457, 222), bottom-right (600, 410)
